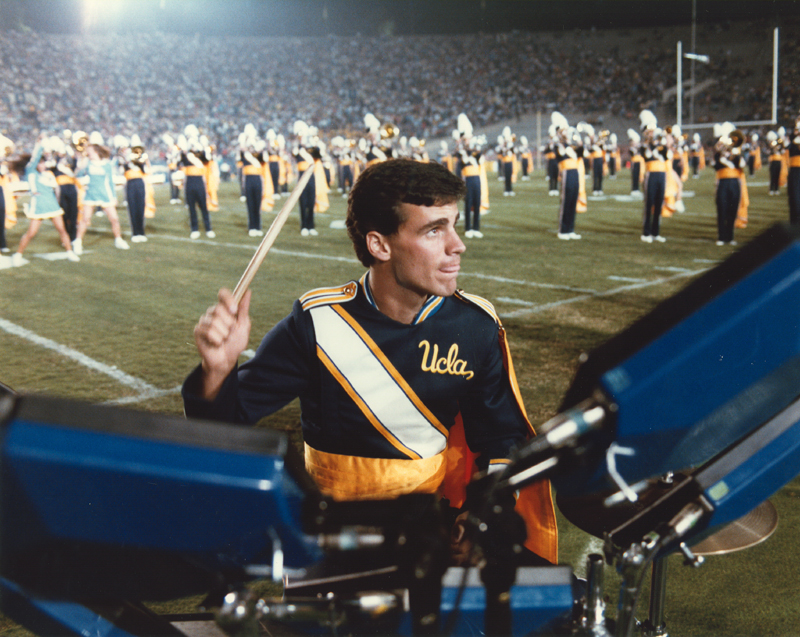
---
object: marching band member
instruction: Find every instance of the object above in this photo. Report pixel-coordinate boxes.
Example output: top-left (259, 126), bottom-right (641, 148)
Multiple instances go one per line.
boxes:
top-left (74, 132), bottom-right (129, 254)
top-left (584, 125), bottom-right (605, 196)
top-left (498, 127), bottom-right (516, 197)
top-left (627, 129), bottom-right (645, 198)
top-left (788, 117), bottom-right (800, 225)
top-left (120, 134), bottom-right (150, 243)
top-left (293, 120), bottom-right (318, 237)
top-left (184, 159), bottom-right (558, 567)
top-left (266, 129), bottom-right (281, 200)
top-left (662, 125), bottom-right (685, 217)
top-left (639, 110), bottom-right (668, 243)
top-left (409, 137), bottom-right (429, 163)
top-left (606, 133), bottom-right (620, 179)
top-left (746, 133), bottom-right (762, 176)
top-left (314, 137), bottom-right (331, 214)
top-left (554, 115), bottom-right (582, 241)
top-left (457, 113), bottom-right (484, 239)
top-left (204, 136), bottom-right (221, 213)
top-left (437, 140), bottom-right (455, 173)
top-left (240, 130), bottom-right (265, 237)
top-left (363, 113), bottom-right (388, 168)
top-left (544, 126), bottom-right (559, 196)
top-left (51, 131), bottom-right (80, 244)
top-left (333, 136), bottom-right (356, 196)
top-left (689, 132), bottom-right (705, 179)
top-left (519, 136), bottom-right (532, 180)
top-left (163, 134), bottom-right (182, 205)
top-left (180, 126), bottom-right (214, 240)
top-left (12, 135), bottom-right (79, 266)
top-left (713, 123), bottom-right (746, 244)
top-left (767, 130), bottom-right (784, 195)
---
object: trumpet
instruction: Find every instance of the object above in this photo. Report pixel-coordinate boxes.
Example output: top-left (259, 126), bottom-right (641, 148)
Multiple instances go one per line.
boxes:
top-left (72, 131), bottom-right (88, 152)
top-left (130, 146), bottom-right (145, 163)
top-left (379, 122), bottom-right (399, 141)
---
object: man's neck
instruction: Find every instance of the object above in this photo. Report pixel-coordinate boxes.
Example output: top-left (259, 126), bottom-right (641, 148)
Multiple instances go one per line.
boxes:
top-left (367, 267), bottom-right (427, 325)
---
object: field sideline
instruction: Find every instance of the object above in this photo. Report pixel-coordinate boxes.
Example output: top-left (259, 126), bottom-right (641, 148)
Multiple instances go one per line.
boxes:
top-left (2, 164), bottom-right (799, 636)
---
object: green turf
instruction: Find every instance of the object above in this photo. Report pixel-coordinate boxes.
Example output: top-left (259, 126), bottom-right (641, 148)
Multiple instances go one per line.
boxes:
top-left (1, 165), bottom-right (797, 636)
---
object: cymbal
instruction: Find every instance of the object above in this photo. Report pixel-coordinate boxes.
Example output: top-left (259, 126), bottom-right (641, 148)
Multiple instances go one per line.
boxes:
top-left (689, 500), bottom-right (778, 556)
top-left (556, 475), bottom-right (684, 538)
top-left (557, 479), bottom-right (779, 557)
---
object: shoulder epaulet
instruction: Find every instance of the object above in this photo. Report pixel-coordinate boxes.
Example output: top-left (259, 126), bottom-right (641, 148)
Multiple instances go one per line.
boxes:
top-left (454, 290), bottom-right (501, 325)
top-left (300, 281), bottom-right (359, 311)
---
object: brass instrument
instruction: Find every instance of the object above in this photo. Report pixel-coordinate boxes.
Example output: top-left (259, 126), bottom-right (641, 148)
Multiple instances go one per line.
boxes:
top-left (716, 129), bottom-right (745, 155)
top-left (72, 131), bottom-right (88, 152)
top-left (0, 133), bottom-right (14, 158)
top-left (379, 122), bottom-right (399, 141)
top-left (130, 146), bottom-right (145, 163)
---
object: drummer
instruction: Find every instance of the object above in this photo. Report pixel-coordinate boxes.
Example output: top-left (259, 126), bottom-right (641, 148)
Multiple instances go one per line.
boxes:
top-left (183, 158), bottom-right (558, 567)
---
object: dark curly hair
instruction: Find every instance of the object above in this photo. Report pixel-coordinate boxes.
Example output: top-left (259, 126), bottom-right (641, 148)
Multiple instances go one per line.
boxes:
top-left (346, 159), bottom-right (466, 267)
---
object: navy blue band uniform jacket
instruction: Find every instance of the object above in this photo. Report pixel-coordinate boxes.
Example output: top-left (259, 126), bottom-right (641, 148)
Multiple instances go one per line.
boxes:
top-left (183, 273), bottom-right (557, 561)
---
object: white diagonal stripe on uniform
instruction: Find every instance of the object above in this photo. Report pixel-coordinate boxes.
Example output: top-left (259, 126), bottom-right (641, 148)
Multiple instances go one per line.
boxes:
top-left (310, 305), bottom-right (446, 458)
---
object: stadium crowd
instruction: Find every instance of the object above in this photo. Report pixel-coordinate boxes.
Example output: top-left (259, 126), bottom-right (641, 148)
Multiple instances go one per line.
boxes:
top-left (1, 19), bottom-right (797, 156)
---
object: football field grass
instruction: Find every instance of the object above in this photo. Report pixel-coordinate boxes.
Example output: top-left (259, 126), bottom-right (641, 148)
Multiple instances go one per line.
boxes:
top-left (1, 164), bottom-right (798, 636)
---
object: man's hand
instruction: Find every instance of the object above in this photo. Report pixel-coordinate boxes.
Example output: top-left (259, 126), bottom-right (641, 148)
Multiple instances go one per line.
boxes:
top-left (193, 288), bottom-right (252, 400)
top-left (450, 510), bottom-right (477, 566)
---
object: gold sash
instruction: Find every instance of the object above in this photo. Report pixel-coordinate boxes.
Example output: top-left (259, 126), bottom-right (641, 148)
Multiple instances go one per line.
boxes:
top-left (305, 443), bottom-right (445, 501)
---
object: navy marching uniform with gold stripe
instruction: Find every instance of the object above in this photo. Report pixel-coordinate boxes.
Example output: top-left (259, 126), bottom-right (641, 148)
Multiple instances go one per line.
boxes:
top-left (180, 150), bottom-right (212, 233)
top-left (643, 143), bottom-right (668, 239)
top-left (53, 154), bottom-right (79, 241)
top-left (183, 273), bottom-right (558, 562)
top-left (714, 151), bottom-right (744, 243)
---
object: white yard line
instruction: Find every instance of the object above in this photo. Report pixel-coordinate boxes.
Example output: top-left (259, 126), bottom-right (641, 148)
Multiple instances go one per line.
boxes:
top-left (459, 271), bottom-right (598, 294)
top-left (500, 267), bottom-right (708, 319)
top-left (103, 385), bottom-right (183, 406)
top-left (0, 317), bottom-right (161, 395)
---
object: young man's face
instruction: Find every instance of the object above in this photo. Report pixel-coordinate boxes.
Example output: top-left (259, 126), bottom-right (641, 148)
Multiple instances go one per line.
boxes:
top-left (383, 201), bottom-right (466, 299)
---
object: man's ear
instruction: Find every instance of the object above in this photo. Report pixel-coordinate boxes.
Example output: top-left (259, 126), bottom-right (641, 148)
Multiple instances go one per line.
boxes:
top-left (366, 230), bottom-right (391, 263)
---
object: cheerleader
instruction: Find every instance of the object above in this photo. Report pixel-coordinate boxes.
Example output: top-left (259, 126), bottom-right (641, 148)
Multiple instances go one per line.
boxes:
top-left (0, 133), bottom-right (14, 254)
top-left (11, 136), bottom-right (79, 266)
top-left (74, 133), bottom-right (129, 254)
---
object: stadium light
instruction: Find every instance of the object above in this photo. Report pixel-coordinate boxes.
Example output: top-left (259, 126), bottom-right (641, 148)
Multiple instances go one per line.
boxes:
top-left (683, 52), bottom-right (710, 64)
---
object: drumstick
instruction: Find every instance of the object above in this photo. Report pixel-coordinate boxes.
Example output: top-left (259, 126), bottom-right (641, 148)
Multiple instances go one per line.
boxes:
top-left (232, 165), bottom-right (316, 304)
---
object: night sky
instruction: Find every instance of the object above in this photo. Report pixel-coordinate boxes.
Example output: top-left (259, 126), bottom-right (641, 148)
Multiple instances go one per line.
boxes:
top-left (0, 0), bottom-right (797, 37)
